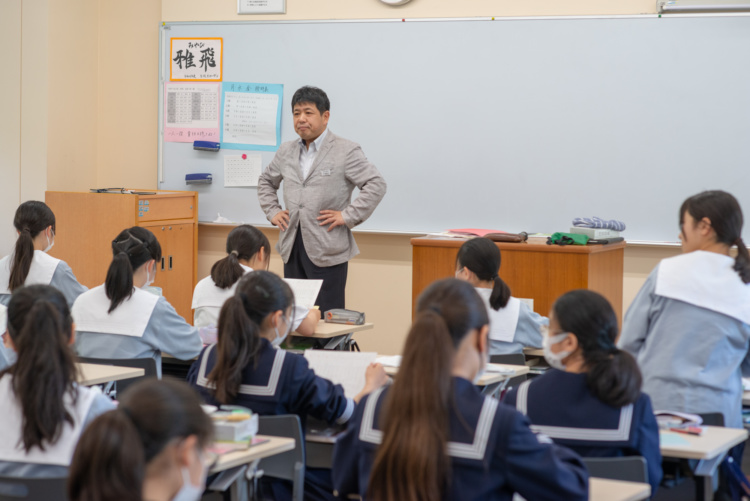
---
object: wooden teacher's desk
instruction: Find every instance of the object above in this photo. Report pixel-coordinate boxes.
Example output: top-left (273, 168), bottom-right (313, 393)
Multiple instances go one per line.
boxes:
top-left (411, 237), bottom-right (626, 323)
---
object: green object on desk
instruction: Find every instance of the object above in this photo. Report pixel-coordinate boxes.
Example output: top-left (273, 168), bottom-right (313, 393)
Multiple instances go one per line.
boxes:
top-left (547, 232), bottom-right (589, 246)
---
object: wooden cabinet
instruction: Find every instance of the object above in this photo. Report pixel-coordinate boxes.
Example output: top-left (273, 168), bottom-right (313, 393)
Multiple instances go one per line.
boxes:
top-left (411, 237), bottom-right (626, 324)
top-left (45, 191), bottom-right (198, 322)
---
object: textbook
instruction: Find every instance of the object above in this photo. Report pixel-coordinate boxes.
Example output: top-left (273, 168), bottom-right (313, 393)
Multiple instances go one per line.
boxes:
top-left (569, 227), bottom-right (621, 239)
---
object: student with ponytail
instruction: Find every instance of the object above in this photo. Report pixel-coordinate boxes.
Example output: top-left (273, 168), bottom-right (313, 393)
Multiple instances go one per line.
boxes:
top-left (0, 201), bottom-right (86, 307)
top-left (0, 285), bottom-right (114, 477)
top-left (620, 190), bottom-right (750, 430)
top-left (332, 278), bottom-right (588, 501)
top-left (192, 224), bottom-right (319, 335)
top-left (505, 290), bottom-right (662, 496)
top-left (455, 237), bottom-right (546, 355)
top-left (73, 227), bottom-right (202, 376)
top-left (68, 379), bottom-right (213, 501)
top-left (187, 270), bottom-right (386, 501)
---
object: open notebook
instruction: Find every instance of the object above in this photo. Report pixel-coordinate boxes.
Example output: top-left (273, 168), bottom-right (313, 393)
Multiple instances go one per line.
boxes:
top-left (304, 351), bottom-right (377, 398)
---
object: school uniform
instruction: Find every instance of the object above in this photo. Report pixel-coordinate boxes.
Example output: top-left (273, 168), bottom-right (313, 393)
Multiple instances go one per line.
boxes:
top-left (504, 370), bottom-right (662, 495)
top-left (332, 377), bottom-right (589, 501)
top-left (619, 251), bottom-right (750, 429)
top-left (0, 374), bottom-right (115, 478)
top-left (72, 285), bottom-right (202, 377)
top-left (187, 339), bottom-right (354, 501)
top-left (192, 264), bottom-right (309, 331)
top-left (475, 288), bottom-right (546, 355)
top-left (0, 304), bottom-right (12, 372)
top-left (0, 250), bottom-right (87, 308)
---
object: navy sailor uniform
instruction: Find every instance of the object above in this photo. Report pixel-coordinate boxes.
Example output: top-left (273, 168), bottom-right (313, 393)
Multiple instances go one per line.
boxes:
top-left (332, 377), bottom-right (589, 501)
top-left (187, 338), bottom-right (354, 501)
top-left (504, 370), bottom-right (662, 495)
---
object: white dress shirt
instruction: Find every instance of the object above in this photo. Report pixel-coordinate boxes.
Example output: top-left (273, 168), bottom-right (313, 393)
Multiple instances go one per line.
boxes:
top-left (298, 128), bottom-right (329, 179)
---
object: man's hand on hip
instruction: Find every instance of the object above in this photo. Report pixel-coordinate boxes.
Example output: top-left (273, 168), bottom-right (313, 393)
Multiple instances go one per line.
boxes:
top-left (318, 210), bottom-right (346, 232)
top-left (271, 210), bottom-right (290, 231)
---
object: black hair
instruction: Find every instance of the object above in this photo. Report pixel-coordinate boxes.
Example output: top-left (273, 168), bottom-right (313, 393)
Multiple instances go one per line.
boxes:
top-left (105, 227), bottom-right (162, 313)
top-left (369, 278), bottom-right (489, 501)
top-left (68, 379), bottom-right (213, 501)
top-left (3, 284), bottom-right (78, 453)
top-left (209, 270), bottom-right (295, 404)
top-left (456, 238), bottom-right (512, 310)
top-left (210, 225), bottom-right (271, 289)
top-left (9, 201), bottom-right (56, 292)
top-left (680, 190), bottom-right (750, 284)
top-left (553, 289), bottom-right (641, 408)
top-left (291, 86), bottom-right (330, 114)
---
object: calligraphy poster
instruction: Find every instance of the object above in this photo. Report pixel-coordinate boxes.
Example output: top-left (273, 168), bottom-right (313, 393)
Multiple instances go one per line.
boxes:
top-left (164, 83), bottom-right (220, 142)
top-left (221, 82), bottom-right (283, 151)
top-left (170, 38), bottom-right (222, 81)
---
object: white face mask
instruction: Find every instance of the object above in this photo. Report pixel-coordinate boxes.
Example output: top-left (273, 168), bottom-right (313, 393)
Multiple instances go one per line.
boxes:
top-left (272, 314), bottom-right (292, 348)
top-left (141, 262), bottom-right (155, 289)
top-left (543, 332), bottom-right (572, 371)
top-left (44, 231), bottom-right (54, 253)
top-left (172, 463), bottom-right (205, 501)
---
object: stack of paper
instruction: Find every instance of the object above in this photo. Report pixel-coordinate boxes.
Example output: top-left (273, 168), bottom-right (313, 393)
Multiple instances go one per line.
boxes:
top-left (304, 351), bottom-right (377, 398)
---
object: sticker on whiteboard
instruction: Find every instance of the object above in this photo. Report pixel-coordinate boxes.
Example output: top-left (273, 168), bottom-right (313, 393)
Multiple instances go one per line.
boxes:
top-left (224, 154), bottom-right (262, 187)
top-left (170, 38), bottom-right (222, 81)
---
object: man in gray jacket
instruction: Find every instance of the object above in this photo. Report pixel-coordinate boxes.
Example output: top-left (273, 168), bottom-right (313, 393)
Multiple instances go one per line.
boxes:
top-left (257, 86), bottom-right (386, 315)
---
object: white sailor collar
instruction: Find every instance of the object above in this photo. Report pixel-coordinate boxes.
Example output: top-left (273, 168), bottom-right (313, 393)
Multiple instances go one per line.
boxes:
top-left (655, 250), bottom-right (750, 324)
top-left (72, 284), bottom-right (160, 338)
top-left (0, 250), bottom-right (61, 294)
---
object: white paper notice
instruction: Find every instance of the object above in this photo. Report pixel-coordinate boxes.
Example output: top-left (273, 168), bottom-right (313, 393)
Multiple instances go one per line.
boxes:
top-left (223, 92), bottom-right (279, 146)
top-left (304, 351), bottom-right (377, 399)
top-left (224, 154), bottom-right (262, 187)
top-left (238, 0), bottom-right (286, 14)
top-left (284, 279), bottom-right (323, 310)
top-left (165, 83), bottom-right (219, 128)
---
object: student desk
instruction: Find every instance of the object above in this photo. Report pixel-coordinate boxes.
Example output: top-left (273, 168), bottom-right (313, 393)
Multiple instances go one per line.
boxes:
top-left (743, 391), bottom-right (750, 406)
top-left (411, 237), bottom-right (626, 324)
top-left (383, 363), bottom-right (529, 388)
top-left (523, 347), bottom-right (545, 358)
top-left (290, 322), bottom-right (374, 350)
top-left (209, 435), bottom-right (295, 501)
top-left (77, 363), bottom-right (144, 386)
top-left (589, 478), bottom-right (650, 501)
top-left (660, 426), bottom-right (748, 501)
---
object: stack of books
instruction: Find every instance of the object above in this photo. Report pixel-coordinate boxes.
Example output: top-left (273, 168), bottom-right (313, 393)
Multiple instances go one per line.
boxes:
top-left (568, 227), bottom-right (621, 240)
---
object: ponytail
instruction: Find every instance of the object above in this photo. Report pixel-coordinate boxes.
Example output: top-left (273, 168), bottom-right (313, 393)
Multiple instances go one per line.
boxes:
top-left (368, 311), bottom-right (453, 501)
top-left (9, 201), bottom-right (56, 292)
top-left (553, 289), bottom-right (641, 408)
top-left (680, 190), bottom-right (750, 283)
top-left (208, 270), bottom-right (293, 404)
top-left (209, 295), bottom-right (263, 403)
top-left (68, 410), bottom-right (144, 501)
top-left (369, 278), bottom-right (489, 501)
top-left (456, 238), bottom-right (511, 310)
top-left (9, 229), bottom-right (35, 292)
top-left (105, 227), bottom-right (162, 313)
top-left (211, 225), bottom-right (270, 289)
top-left (733, 238), bottom-right (750, 284)
top-left (489, 276), bottom-right (511, 310)
top-left (69, 379), bottom-right (213, 501)
top-left (4, 285), bottom-right (77, 452)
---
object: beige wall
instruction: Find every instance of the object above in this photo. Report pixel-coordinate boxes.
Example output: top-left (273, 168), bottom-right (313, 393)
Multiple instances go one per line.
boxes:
top-left (21, 0), bottom-right (676, 355)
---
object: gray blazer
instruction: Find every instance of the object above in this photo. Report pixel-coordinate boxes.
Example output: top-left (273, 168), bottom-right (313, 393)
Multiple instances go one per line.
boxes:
top-left (257, 131), bottom-right (386, 267)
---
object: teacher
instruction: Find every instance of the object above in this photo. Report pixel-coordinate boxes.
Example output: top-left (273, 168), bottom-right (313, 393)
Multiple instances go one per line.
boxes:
top-left (258, 86), bottom-right (387, 314)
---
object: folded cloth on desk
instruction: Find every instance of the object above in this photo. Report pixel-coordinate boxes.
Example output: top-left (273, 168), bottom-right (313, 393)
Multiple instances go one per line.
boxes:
top-left (547, 233), bottom-right (589, 246)
top-left (572, 217), bottom-right (626, 231)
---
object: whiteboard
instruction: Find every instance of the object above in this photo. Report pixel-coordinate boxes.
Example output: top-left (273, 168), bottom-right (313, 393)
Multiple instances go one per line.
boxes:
top-left (158, 16), bottom-right (750, 242)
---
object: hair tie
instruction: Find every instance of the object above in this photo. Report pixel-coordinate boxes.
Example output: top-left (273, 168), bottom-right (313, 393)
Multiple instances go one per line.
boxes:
top-left (230, 250), bottom-right (239, 256)
top-left (428, 304), bottom-right (442, 315)
top-left (22, 227), bottom-right (30, 233)
top-left (735, 238), bottom-right (743, 247)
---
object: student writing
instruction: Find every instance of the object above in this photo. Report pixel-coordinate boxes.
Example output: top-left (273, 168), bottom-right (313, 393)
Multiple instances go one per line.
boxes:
top-left (332, 278), bottom-right (588, 501)
top-left (73, 227), bottom-right (202, 376)
top-left (455, 237), bottom-right (545, 355)
top-left (0, 285), bottom-right (114, 478)
top-left (504, 289), bottom-right (662, 497)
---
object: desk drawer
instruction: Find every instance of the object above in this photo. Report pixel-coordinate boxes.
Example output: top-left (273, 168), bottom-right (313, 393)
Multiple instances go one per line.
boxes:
top-left (137, 195), bottom-right (195, 222)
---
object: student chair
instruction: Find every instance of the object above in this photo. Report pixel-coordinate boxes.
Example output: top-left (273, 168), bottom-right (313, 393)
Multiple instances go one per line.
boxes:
top-left (255, 415), bottom-right (305, 501)
top-left (0, 475), bottom-right (68, 501)
top-left (582, 456), bottom-right (649, 484)
top-left (76, 356), bottom-right (157, 395)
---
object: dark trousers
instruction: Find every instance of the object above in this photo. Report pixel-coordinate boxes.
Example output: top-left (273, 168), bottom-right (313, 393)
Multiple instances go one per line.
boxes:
top-left (284, 226), bottom-right (347, 315)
